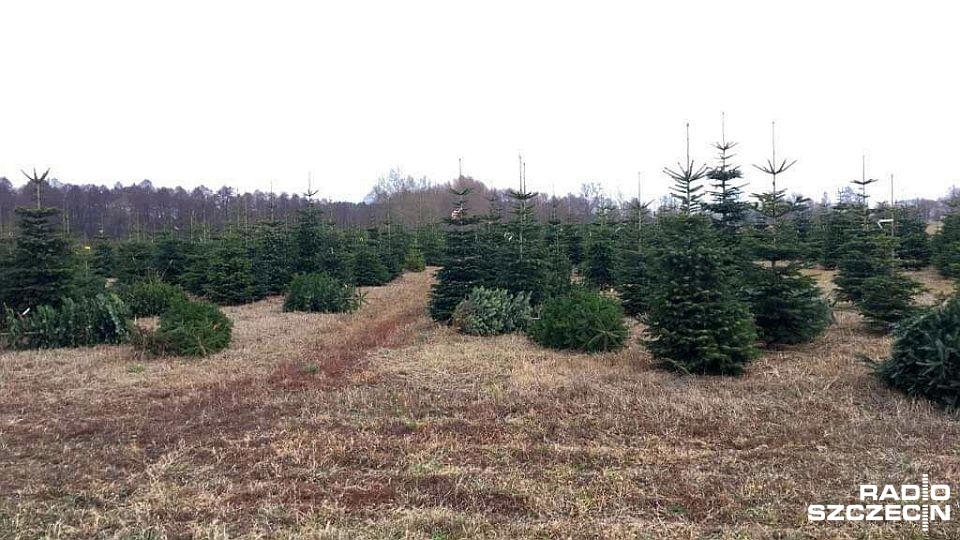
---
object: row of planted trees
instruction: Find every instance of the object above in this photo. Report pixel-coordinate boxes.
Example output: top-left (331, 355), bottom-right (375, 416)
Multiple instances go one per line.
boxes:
top-left (0, 173), bottom-right (445, 353)
top-left (427, 122), bottom-right (960, 392)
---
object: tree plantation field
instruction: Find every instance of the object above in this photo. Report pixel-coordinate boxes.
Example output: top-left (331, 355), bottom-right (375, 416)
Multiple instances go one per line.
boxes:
top-left (2, 268), bottom-right (958, 539)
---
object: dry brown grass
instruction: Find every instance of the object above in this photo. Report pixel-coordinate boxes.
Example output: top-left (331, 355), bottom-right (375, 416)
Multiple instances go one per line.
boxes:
top-left (1, 268), bottom-right (959, 539)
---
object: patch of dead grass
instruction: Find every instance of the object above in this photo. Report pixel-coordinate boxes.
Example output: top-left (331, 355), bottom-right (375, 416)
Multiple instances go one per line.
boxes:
top-left (2, 267), bottom-right (959, 539)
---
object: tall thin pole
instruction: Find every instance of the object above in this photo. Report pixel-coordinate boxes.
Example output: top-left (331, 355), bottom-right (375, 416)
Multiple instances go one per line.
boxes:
top-left (771, 121), bottom-right (777, 197)
top-left (685, 123), bottom-right (691, 212)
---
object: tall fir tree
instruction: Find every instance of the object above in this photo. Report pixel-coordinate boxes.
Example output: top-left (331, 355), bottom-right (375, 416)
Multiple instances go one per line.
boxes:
top-left (6, 208), bottom-right (74, 311)
top-left (294, 205), bottom-right (325, 275)
top-left (834, 164), bottom-right (896, 303)
top-left (429, 187), bottom-right (484, 322)
top-left (476, 194), bottom-right (506, 289)
top-left (543, 198), bottom-right (573, 299)
top-left (499, 159), bottom-right (548, 302)
top-left (745, 123), bottom-right (831, 345)
top-left (615, 193), bottom-right (654, 317)
top-left (644, 125), bottom-right (758, 374)
top-left (703, 115), bottom-right (749, 242)
top-left (3, 169), bottom-right (74, 311)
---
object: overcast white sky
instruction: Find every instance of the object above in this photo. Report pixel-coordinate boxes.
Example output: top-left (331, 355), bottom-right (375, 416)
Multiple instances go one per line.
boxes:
top-left (2, 1), bottom-right (959, 203)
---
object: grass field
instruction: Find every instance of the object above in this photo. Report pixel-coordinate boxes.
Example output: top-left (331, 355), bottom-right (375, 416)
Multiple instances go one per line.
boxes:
top-left (1, 268), bottom-right (958, 539)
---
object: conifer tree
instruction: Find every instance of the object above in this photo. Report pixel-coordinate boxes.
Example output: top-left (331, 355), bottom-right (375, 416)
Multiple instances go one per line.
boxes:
top-left (476, 194), bottom-right (506, 289)
top-left (352, 233), bottom-right (391, 286)
top-left (703, 115), bottom-right (749, 241)
top-left (932, 199), bottom-right (960, 277)
top-left (543, 198), bottom-right (573, 299)
top-left (403, 241), bottom-right (426, 272)
top-left (378, 218), bottom-right (409, 281)
top-left (499, 159), bottom-right (548, 302)
top-left (834, 166), bottom-right (896, 303)
top-left (429, 188), bottom-right (484, 322)
top-left (4, 169), bottom-right (74, 311)
top-left (182, 240), bottom-right (212, 296)
top-left (644, 125), bottom-right (758, 374)
top-left (152, 232), bottom-right (190, 286)
top-left (91, 232), bottom-right (115, 278)
top-left (416, 224), bottom-right (445, 266)
top-left (251, 220), bottom-right (293, 295)
top-left (745, 123), bottom-right (831, 345)
top-left (893, 206), bottom-right (931, 269)
top-left (114, 240), bottom-right (155, 285)
top-left (204, 234), bottom-right (262, 304)
top-left (582, 202), bottom-right (618, 289)
top-left (294, 205), bottom-right (325, 275)
top-left (833, 164), bottom-right (922, 329)
top-left (615, 189), bottom-right (654, 317)
top-left (0, 240), bottom-right (12, 307)
top-left (817, 202), bottom-right (859, 269)
top-left (563, 223), bottom-right (585, 268)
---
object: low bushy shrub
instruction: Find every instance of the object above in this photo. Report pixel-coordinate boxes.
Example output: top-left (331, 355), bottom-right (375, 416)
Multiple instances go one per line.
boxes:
top-left (120, 279), bottom-right (189, 317)
top-left (528, 288), bottom-right (627, 352)
top-left (876, 297), bottom-right (960, 407)
top-left (451, 287), bottom-right (532, 336)
top-left (2, 293), bottom-right (131, 349)
top-left (138, 300), bottom-right (232, 357)
top-left (283, 273), bottom-right (361, 313)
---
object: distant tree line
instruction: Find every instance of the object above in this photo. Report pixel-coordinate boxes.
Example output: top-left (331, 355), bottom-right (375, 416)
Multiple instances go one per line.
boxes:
top-left (2, 169), bottom-right (954, 241)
